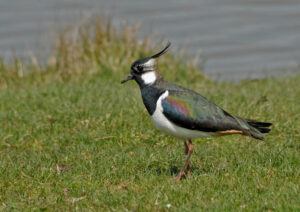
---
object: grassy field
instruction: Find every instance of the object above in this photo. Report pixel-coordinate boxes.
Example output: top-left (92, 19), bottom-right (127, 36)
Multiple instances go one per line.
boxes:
top-left (0, 19), bottom-right (299, 211)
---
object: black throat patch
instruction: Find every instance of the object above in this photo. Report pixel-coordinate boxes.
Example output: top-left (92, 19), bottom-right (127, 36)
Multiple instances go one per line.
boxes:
top-left (140, 85), bottom-right (165, 115)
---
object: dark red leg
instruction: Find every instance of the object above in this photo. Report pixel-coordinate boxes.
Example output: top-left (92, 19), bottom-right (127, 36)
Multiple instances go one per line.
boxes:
top-left (175, 139), bottom-right (194, 181)
top-left (184, 141), bottom-right (191, 175)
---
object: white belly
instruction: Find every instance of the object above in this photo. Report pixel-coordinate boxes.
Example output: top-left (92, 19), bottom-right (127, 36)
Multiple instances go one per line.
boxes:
top-left (151, 91), bottom-right (214, 139)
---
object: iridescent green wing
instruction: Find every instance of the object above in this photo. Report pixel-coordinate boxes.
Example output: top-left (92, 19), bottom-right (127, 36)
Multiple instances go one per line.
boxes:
top-left (161, 90), bottom-right (245, 132)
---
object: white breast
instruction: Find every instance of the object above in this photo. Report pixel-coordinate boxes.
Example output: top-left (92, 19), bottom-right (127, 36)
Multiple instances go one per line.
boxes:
top-left (151, 90), bottom-right (214, 139)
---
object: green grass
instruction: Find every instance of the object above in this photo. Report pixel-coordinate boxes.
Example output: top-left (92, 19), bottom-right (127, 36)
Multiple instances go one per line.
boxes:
top-left (0, 18), bottom-right (299, 211)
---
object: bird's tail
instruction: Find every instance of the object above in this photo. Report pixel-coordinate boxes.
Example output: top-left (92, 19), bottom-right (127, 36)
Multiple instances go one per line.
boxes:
top-left (245, 118), bottom-right (272, 133)
top-left (241, 118), bottom-right (272, 140)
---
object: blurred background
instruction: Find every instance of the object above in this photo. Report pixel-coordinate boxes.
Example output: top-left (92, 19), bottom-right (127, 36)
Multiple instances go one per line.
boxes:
top-left (1, 0), bottom-right (300, 81)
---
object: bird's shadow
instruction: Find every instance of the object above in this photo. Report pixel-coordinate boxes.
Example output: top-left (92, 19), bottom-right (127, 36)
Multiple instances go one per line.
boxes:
top-left (155, 165), bottom-right (180, 176)
top-left (154, 165), bottom-right (209, 177)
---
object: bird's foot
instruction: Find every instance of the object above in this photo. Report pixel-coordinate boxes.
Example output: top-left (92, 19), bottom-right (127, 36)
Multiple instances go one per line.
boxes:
top-left (174, 171), bottom-right (185, 182)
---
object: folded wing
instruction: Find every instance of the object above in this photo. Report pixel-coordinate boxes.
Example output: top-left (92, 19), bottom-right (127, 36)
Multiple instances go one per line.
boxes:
top-left (161, 90), bottom-right (249, 133)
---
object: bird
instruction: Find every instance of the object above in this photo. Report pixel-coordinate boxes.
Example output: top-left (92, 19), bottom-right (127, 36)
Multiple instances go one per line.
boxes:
top-left (121, 42), bottom-right (272, 181)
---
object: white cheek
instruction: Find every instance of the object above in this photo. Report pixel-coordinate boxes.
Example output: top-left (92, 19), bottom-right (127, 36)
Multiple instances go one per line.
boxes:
top-left (141, 71), bottom-right (157, 85)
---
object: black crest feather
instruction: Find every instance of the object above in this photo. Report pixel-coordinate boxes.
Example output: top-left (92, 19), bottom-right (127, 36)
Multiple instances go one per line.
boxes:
top-left (151, 41), bottom-right (171, 59)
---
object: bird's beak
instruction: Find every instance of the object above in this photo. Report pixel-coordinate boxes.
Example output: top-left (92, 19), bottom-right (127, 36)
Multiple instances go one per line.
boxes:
top-left (121, 74), bottom-right (134, 84)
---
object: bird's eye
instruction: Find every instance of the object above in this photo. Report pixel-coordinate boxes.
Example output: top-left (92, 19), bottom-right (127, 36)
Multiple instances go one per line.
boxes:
top-left (137, 65), bottom-right (143, 72)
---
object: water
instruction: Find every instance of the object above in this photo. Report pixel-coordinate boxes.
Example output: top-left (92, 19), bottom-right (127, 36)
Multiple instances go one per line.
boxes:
top-left (1, 0), bottom-right (300, 80)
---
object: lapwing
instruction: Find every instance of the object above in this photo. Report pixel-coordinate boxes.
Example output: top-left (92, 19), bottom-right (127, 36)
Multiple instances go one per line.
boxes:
top-left (121, 42), bottom-right (272, 181)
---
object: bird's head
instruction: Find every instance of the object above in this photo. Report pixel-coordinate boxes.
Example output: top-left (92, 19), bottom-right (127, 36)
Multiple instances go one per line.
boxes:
top-left (121, 41), bottom-right (171, 86)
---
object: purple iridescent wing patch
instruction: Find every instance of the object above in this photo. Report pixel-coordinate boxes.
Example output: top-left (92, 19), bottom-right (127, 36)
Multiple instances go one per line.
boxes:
top-left (162, 96), bottom-right (194, 119)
